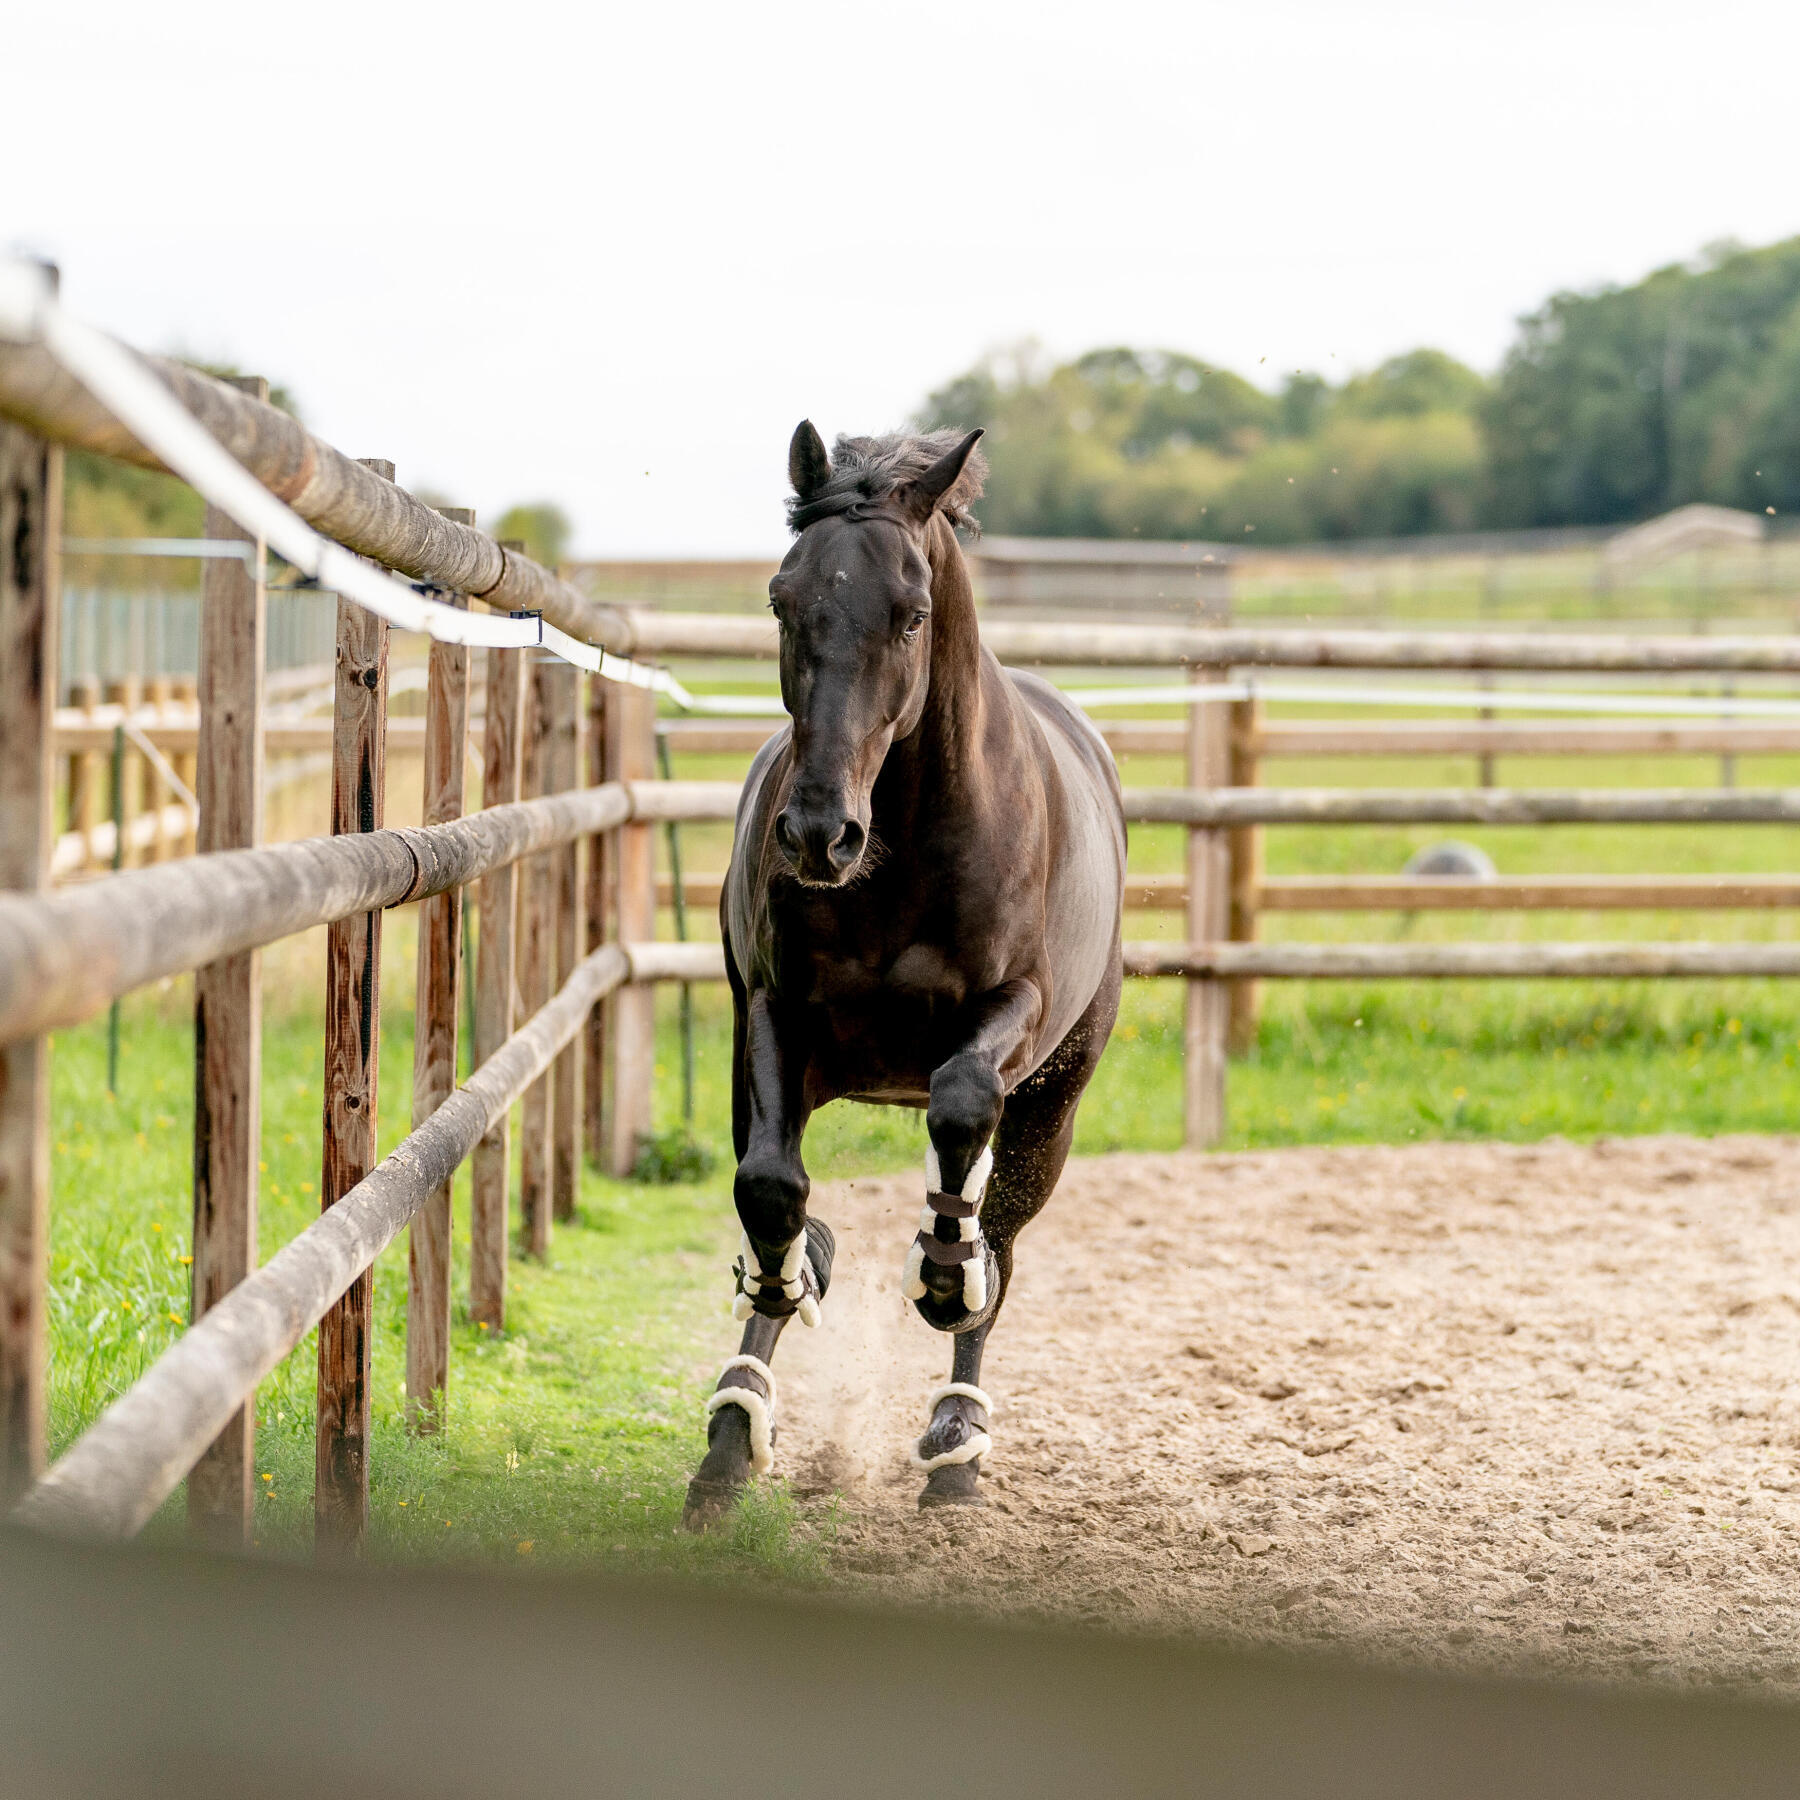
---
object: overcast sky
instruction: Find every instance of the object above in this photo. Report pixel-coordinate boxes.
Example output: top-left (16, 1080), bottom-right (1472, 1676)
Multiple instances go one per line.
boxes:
top-left (5, 0), bottom-right (1798, 556)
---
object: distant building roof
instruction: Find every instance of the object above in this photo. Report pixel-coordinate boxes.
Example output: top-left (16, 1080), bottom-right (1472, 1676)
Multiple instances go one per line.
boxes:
top-left (1604, 504), bottom-right (1765, 565)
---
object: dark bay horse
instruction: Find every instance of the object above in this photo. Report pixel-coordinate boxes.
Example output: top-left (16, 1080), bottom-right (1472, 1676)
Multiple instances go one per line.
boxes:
top-left (683, 423), bottom-right (1125, 1523)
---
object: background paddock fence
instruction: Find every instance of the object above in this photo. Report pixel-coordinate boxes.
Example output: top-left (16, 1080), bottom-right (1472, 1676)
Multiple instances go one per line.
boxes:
top-left (60, 583), bottom-right (336, 691)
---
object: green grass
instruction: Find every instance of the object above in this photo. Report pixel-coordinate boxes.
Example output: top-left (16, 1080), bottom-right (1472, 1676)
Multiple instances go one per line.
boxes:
top-left (47, 967), bottom-right (825, 1584)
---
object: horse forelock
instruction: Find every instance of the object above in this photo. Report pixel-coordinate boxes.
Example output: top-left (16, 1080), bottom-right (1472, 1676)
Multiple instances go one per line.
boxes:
top-left (785, 429), bottom-right (988, 535)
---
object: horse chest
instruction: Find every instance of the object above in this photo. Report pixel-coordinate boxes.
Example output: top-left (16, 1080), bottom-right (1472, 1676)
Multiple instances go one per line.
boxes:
top-left (784, 932), bottom-right (973, 1097)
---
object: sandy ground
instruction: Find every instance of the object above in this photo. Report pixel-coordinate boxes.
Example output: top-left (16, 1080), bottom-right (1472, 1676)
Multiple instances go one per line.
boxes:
top-left (730, 1135), bottom-right (1800, 1692)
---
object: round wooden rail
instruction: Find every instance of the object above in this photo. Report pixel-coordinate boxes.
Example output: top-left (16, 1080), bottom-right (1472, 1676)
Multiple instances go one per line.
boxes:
top-left (13, 943), bottom-right (629, 1541)
top-left (0, 341), bottom-right (629, 653)
top-left (1123, 787), bottom-right (1800, 826)
top-left (658, 718), bottom-right (1800, 760)
top-left (1120, 942), bottom-right (1800, 979)
top-left (0, 782), bottom-right (636, 1041)
top-left (624, 609), bottom-right (1800, 674)
top-left (615, 940), bottom-right (1800, 983)
top-left (655, 872), bottom-right (1800, 914)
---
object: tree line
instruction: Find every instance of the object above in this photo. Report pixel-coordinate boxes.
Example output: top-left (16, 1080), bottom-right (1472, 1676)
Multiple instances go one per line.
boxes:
top-left (916, 236), bottom-right (1800, 545)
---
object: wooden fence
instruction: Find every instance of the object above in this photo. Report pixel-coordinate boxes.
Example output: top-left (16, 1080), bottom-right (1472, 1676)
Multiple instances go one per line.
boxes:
top-left (0, 363), bottom-right (711, 1543)
top-left (9, 335), bottom-right (1800, 1546)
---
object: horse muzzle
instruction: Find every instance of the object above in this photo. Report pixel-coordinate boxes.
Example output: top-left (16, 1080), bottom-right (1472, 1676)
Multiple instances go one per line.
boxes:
top-left (774, 805), bottom-right (867, 886)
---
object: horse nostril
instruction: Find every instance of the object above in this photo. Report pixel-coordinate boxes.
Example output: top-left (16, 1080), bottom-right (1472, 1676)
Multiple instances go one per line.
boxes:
top-left (774, 810), bottom-right (801, 863)
top-left (828, 819), bottom-right (866, 870)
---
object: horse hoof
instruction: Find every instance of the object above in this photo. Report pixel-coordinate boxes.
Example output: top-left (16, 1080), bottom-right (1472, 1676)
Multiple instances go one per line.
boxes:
top-left (681, 1477), bottom-right (744, 1533)
top-left (918, 1462), bottom-right (985, 1510)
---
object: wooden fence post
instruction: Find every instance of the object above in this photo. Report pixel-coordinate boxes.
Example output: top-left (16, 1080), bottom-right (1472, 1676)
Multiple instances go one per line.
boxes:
top-left (1226, 693), bottom-right (1262, 1056)
top-left (69, 675), bottom-right (103, 853)
top-left (1183, 668), bottom-right (1230, 1148)
top-left (518, 657), bottom-right (555, 1255)
top-left (188, 383), bottom-right (267, 1544)
top-left (146, 675), bottom-right (173, 861)
top-left (469, 642), bottom-right (525, 1330)
top-left (0, 415), bottom-right (61, 1504)
top-left (549, 664), bottom-right (582, 1223)
top-left (315, 459), bottom-right (392, 1553)
top-left (604, 684), bottom-right (657, 1177)
top-left (583, 675), bottom-right (612, 1166)
top-left (406, 507), bottom-right (472, 1435)
top-left (171, 676), bottom-right (199, 857)
top-left (104, 674), bottom-right (140, 865)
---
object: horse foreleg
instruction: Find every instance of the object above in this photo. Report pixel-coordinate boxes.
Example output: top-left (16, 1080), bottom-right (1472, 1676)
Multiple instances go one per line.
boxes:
top-left (684, 989), bottom-right (831, 1531)
top-left (905, 979), bottom-right (1041, 1336)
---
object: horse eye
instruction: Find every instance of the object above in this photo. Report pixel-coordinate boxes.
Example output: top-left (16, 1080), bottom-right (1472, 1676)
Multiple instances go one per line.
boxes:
top-left (904, 610), bottom-right (927, 639)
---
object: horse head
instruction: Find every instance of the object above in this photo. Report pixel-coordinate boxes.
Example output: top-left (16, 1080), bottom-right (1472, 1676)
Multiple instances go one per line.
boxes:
top-left (766, 420), bottom-right (985, 886)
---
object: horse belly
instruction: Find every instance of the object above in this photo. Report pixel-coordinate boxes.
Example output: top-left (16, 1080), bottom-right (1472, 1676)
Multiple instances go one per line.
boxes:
top-left (1031, 718), bottom-right (1126, 1072)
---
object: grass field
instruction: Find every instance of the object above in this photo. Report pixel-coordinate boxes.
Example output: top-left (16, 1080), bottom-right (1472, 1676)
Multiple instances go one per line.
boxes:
top-left (39, 719), bottom-right (1800, 1574)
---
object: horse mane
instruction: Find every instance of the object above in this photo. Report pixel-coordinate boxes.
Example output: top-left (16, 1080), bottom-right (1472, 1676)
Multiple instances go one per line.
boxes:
top-left (786, 430), bottom-right (988, 535)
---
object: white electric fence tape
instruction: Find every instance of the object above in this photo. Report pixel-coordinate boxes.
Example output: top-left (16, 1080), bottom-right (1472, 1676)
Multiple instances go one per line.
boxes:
top-left (0, 257), bottom-right (693, 705)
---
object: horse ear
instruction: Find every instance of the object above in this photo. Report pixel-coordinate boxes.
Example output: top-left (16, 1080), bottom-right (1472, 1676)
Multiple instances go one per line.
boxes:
top-left (789, 420), bottom-right (832, 501)
top-left (897, 428), bottom-right (985, 523)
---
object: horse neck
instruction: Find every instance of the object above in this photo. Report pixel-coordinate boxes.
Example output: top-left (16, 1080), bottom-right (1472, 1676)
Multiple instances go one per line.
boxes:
top-left (873, 511), bottom-right (1017, 844)
top-left (916, 511), bottom-right (986, 760)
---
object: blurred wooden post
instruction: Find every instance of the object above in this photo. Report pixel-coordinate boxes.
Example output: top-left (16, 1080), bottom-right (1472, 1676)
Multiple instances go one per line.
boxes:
top-left (0, 415), bottom-right (61, 1504)
top-left (1225, 693), bottom-right (1262, 1055)
top-left (188, 385), bottom-right (267, 1545)
top-left (145, 676), bottom-right (173, 860)
top-left (406, 507), bottom-right (472, 1435)
top-left (518, 657), bottom-right (555, 1255)
top-left (469, 642), bottom-right (525, 1330)
top-left (583, 675), bottom-right (612, 1164)
top-left (604, 684), bottom-right (657, 1177)
top-left (1477, 673), bottom-right (1496, 789)
top-left (104, 675), bottom-right (140, 865)
top-left (549, 664), bottom-right (582, 1223)
top-left (171, 676), bottom-right (199, 857)
top-left (315, 458), bottom-right (392, 1554)
top-left (1183, 667), bottom-right (1230, 1148)
top-left (69, 676), bottom-right (103, 852)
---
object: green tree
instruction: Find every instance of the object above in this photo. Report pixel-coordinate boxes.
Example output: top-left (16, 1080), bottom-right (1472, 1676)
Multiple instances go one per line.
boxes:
top-left (1336, 349), bottom-right (1488, 420)
top-left (1483, 237), bottom-right (1800, 525)
top-left (916, 342), bottom-right (1484, 544)
top-left (492, 503), bottom-right (573, 568)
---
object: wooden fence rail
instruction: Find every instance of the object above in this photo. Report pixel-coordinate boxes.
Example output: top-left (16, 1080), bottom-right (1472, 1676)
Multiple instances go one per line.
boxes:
top-left (1121, 942), bottom-right (1800, 980)
top-left (655, 871), bottom-right (1800, 915)
top-left (658, 716), bottom-right (1800, 760)
top-left (0, 783), bottom-right (650, 1042)
top-left (623, 608), bottom-right (1800, 673)
top-left (1125, 786), bottom-right (1800, 825)
top-left (626, 937), bottom-right (1800, 984)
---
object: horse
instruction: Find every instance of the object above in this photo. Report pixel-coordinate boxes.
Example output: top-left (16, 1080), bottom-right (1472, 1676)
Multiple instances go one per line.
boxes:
top-left (682, 422), bottom-right (1126, 1524)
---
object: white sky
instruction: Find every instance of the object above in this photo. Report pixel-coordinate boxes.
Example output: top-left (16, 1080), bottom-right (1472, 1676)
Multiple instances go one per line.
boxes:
top-left (5, 0), bottom-right (1798, 556)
